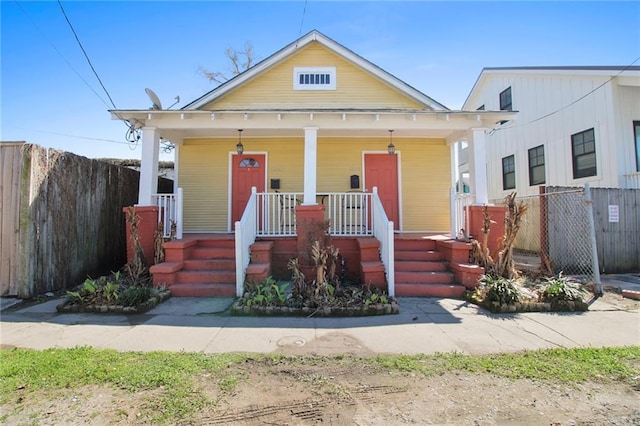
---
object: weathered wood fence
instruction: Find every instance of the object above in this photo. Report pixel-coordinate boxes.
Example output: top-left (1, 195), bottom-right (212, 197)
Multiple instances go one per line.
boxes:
top-left (0, 143), bottom-right (172, 297)
top-left (589, 187), bottom-right (640, 274)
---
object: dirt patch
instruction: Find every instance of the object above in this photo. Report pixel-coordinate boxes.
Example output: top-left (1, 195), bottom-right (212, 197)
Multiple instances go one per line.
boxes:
top-left (3, 360), bottom-right (638, 425)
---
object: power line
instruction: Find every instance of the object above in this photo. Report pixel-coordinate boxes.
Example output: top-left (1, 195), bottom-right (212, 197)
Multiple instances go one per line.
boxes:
top-left (8, 124), bottom-right (135, 146)
top-left (492, 57), bottom-right (640, 134)
top-left (56, 0), bottom-right (118, 110)
top-left (297, 0), bottom-right (308, 38)
top-left (13, 1), bottom-right (110, 108)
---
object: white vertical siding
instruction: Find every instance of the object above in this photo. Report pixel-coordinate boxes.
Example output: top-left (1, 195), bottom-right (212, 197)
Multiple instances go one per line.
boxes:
top-left (471, 71), bottom-right (636, 199)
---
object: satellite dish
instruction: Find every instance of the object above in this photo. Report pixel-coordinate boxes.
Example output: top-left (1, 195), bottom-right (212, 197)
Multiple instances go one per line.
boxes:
top-left (145, 88), bottom-right (163, 110)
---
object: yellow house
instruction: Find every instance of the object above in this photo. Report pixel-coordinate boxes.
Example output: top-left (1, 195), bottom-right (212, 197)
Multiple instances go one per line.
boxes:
top-left (112, 30), bottom-right (515, 298)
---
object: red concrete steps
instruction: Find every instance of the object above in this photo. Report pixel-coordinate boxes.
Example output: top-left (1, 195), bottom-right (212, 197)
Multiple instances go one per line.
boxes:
top-left (394, 236), bottom-right (467, 298)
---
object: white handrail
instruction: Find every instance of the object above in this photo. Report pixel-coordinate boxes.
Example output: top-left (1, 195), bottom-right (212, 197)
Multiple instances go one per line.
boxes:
top-left (371, 187), bottom-right (395, 297)
top-left (235, 187), bottom-right (258, 297)
top-left (454, 192), bottom-right (475, 239)
top-left (154, 190), bottom-right (183, 239)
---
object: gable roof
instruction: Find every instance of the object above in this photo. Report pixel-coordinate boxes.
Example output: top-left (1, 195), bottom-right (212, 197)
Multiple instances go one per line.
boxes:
top-left (182, 30), bottom-right (448, 111)
top-left (463, 65), bottom-right (640, 109)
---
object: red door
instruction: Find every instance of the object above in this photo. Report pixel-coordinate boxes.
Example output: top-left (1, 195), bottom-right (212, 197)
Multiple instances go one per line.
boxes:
top-left (232, 154), bottom-right (266, 228)
top-left (365, 154), bottom-right (399, 230)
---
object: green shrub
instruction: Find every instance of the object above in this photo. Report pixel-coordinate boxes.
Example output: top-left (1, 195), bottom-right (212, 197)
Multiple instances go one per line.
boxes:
top-left (120, 286), bottom-right (153, 307)
top-left (541, 273), bottom-right (585, 303)
top-left (479, 274), bottom-right (521, 305)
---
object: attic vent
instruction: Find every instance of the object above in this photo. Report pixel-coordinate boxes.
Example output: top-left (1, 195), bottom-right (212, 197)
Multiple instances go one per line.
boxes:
top-left (293, 67), bottom-right (336, 90)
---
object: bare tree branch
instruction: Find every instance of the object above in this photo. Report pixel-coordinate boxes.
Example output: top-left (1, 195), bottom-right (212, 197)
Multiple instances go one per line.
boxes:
top-left (199, 42), bottom-right (256, 84)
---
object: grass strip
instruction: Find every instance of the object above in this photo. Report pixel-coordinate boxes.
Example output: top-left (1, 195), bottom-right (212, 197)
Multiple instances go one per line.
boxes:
top-left (1, 346), bottom-right (638, 422)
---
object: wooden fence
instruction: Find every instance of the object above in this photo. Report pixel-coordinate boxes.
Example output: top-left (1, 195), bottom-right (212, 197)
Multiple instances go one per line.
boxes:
top-left (589, 187), bottom-right (640, 274)
top-left (0, 143), bottom-right (172, 297)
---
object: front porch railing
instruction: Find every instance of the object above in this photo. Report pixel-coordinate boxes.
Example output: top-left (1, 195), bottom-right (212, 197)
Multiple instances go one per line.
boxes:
top-left (153, 187), bottom-right (183, 239)
top-left (235, 187), bottom-right (258, 296)
top-left (454, 192), bottom-right (474, 239)
top-left (371, 187), bottom-right (394, 296)
top-left (256, 192), bottom-right (302, 237)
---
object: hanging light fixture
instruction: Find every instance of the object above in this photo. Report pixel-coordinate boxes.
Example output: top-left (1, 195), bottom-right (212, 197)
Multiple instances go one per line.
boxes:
top-left (236, 129), bottom-right (244, 154)
top-left (387, 130), bottom-right (396, 155)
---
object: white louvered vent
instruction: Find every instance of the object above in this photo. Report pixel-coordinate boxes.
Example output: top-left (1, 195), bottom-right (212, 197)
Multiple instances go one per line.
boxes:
top-left (293, 67), bottom-right (336, 90)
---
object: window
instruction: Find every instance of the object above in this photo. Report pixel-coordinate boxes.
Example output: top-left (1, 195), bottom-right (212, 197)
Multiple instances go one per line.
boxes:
top-left (499, 87), bottom-right (512, 111)
top-left (239, 158), bottom-right (259, 168)
top-left (293, 67), bottom-right (336, 90)
top-left (476, 105), bottom-right (485, 110)
top-left (502, 155), bottom-right (515, 190)
top-left (634, 121), bottom-right (640, 172)
top-left (571, 128), bottom-right (597, 178)
top-left (528, 145), bottom-right (546, 186)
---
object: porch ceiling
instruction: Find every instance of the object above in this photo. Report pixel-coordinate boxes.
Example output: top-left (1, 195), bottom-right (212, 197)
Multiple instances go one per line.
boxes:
top-left (110, 109), bottom-right (517, 142)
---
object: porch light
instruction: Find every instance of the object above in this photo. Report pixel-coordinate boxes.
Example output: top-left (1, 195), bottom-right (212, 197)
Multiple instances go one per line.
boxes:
top-left (236, 129), bottom-right (244, 154)
top-left (387, 130), bottom-right (396, 155)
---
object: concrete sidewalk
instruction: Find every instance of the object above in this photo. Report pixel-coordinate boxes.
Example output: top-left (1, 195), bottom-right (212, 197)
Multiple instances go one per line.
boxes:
top-left (1, 295), bottom-right (638, 355)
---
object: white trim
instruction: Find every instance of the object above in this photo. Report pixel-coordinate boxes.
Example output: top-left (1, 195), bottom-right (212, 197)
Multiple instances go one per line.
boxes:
top-left (303, 127), bottom-right (319, 205)
top-left (138, 127), bottom-right (160, 206)
top-left (227, 151), bottom-right (269, 232)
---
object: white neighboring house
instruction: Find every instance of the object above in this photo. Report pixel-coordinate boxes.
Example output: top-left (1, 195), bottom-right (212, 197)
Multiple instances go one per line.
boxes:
top-left (461, 66), bottom-right (640, 199)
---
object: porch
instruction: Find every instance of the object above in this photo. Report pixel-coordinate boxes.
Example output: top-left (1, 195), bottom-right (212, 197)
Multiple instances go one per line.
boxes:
top-left (149, 187), bottom-right (481, 298)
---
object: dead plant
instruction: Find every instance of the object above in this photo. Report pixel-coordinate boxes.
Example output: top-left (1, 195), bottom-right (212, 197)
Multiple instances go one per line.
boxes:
top-left (288, 258), bottom-right (306, 299)
top-left (124, 207), bottom-right (151, 286)
top-left (494, 192), bottom-right (527, 279)
top-left (154, 221), bottom-right (165, 265)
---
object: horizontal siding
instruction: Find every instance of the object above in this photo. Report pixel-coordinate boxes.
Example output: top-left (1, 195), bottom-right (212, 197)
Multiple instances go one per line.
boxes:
top-left (206, 43), bottom-right (425, 110)
top-left (399, 139), bottom-right (451, 232)
top-left (180, 137), bottom-right (450, 232)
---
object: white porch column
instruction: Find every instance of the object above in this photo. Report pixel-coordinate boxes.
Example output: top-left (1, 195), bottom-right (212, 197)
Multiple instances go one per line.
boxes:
top-left (302, 126), bottom-right (318, 205)
top-left (469, 128), bottom-right (489, 205)
top-left (138, 127), bottom-right (160, 206)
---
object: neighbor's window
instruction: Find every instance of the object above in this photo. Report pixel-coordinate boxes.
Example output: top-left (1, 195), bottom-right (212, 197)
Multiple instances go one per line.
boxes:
top-left (571, 128), bottom-right (597, 179)
top-left (502, 155), bottom-right (516, 190)
top-left (528, 145), bottom-right (546, 186)
top-left (499, 87), bottom-right (512, 111)
top-left (293, 67), bottom-right (336, 90)
top-left (634, 121), bottom-right (640, 172)
top-left (476, 104), bottom-right (485, 110)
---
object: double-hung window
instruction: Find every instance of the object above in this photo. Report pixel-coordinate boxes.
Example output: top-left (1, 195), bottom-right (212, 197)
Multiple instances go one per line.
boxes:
top-left (502, 155), bottom-right (516, 190)
top-left (528, 145), bottom-right (545, 186)
top-left (571, 128), bottom-right (597, 179)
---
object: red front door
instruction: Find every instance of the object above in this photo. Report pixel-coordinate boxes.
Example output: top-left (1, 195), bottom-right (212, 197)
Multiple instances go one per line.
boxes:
top-left (231, 154), bottom-right (266, 228)
top-left (365, 153), bottom-right (399, 230)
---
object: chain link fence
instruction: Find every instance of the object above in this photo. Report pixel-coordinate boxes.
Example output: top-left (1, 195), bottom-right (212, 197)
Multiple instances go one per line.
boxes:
top-left (491, 186), bottom-right (600, 287)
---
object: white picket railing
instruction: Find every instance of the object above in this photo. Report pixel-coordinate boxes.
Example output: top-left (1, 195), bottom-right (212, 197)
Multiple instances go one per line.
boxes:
top-left (256, 192), bottom-right (302, 237)
top-left (324, 192), bottom-right (372, 236)
top-left (153, 187), bottom-right (183, 239)
top-left (454, 192), bottom-right (474, 239)
top-left (371, 187), bottom-right (394, 296)
top-left (235, 187), bottom-right (258, 297)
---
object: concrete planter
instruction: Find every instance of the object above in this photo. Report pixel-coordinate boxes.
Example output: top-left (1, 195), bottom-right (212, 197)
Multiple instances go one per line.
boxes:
top-left (230, 299), bottom-right (400, 317)
top-left (465, 293), bottom-right (588, 313)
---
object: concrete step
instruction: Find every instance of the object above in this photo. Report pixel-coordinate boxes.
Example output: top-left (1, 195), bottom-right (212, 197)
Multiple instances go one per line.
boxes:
top-left (183, 259), bottom-right (236, 271)
top-left (395, 271), bottom-right (454, 284)
top-left (394, 239), bottom-right (436, 251)
top-left (395, 250), bottom-right (442, 262)
top-left (191, 247), bottom-right (235, 260)
top-left (195, 236), bottom-right (236, 248)
top-left (395, 283), bottom-right (466, 298)
top-left (176, 270), bottom-right (235, 284)
top-left (169, 283), bottom-right (235, 297)
top-left (394, 260), bottom-right (448, 272)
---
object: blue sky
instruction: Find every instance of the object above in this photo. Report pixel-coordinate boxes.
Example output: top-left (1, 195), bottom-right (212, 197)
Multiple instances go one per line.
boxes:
top-left (2, 1), bottom-right (639, 160)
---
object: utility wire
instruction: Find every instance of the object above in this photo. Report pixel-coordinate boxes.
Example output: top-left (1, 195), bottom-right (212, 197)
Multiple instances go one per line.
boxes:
top-left (56, 0), bottom-right (118, 110)
top-left (13, 1), bottom-right (110, 108)
top-left (298, 0), bottom-right (308, 38)
top-left (493, 56), bottom-right (640, 134)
